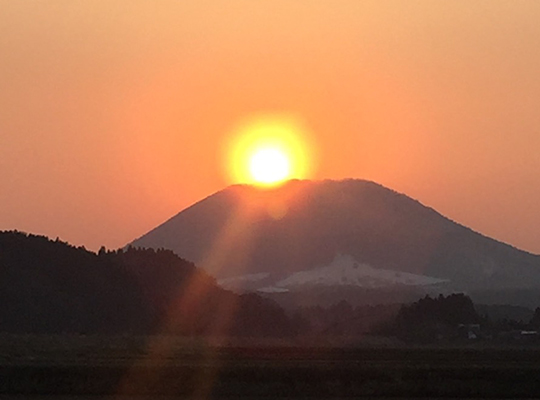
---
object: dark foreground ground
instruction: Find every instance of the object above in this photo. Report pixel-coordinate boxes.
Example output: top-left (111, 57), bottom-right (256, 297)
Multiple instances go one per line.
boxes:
top-left (2, 335), bottom-right (540, 398)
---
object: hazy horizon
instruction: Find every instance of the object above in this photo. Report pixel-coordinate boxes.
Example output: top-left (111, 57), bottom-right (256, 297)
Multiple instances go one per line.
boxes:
top-left (2, 1), bottom-right (540, 253)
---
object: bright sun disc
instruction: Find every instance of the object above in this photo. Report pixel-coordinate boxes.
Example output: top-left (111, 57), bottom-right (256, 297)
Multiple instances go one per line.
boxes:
top-left (225, 115), bottom-right (316, 187)
top-left (249, 147), bottom-right (290, 184)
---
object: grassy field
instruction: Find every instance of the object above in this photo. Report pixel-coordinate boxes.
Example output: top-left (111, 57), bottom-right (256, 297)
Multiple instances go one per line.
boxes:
top-left (2, 335), bottom-right (540, 397)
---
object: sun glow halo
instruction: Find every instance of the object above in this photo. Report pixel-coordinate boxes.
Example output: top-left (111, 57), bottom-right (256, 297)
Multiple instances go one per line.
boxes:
top-left (226, 116), bottom-right (314, 187)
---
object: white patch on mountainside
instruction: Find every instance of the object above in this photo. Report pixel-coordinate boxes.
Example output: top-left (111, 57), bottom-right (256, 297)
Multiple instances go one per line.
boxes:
top-left (218, 273), bottom-right (270, 290)
top-left (257, 286), bottom-right (290, 293)
top-left (270, 254), bottom-right (449, 289)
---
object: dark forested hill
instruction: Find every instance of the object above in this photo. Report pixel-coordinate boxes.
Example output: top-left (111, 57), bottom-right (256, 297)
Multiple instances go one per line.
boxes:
top-left (0, 231), bottom-right (150, 334)
top-left (0, 231), bottom-right (295, 336)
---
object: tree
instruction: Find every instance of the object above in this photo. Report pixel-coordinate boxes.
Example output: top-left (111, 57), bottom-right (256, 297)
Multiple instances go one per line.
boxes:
top-left (389, 293), bottom-right (481, 341)
top-left (530, 307), bottom-right (540, 329)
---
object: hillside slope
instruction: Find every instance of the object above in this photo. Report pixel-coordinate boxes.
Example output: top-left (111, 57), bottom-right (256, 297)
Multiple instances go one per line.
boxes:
top-left (0, 231), bottom-right (295, 336)
top-left (131, 179), bottom-right (540, 294)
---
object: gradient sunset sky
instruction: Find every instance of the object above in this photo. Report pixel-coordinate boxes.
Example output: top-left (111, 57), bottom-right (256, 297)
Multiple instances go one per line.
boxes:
top-left (1, 1), bottom-right (540, 253)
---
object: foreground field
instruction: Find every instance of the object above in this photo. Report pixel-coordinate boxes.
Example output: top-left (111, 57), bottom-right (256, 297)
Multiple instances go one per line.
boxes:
top-left (1, 335), bottom-right (540, 398)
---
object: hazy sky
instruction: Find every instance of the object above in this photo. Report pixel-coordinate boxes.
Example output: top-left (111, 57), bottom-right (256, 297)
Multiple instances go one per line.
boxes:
top-left (1, 1), bottom-right (540, 253)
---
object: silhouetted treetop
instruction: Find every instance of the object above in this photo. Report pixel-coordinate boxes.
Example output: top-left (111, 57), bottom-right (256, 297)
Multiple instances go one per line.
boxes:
top-left (0, 231), bottom-right (296, 337)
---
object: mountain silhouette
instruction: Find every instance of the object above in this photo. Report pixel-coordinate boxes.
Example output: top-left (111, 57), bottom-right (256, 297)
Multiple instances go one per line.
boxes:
top-left (0, 231), bottom-right (295, 336)
top-left (131, 179), bottom-right (540, 304)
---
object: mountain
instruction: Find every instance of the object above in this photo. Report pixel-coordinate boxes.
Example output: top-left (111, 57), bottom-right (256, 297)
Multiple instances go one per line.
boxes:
top-left (130, 179), bottom-right (540, 306)
top-left (0, 231), bottom-right (295, 336)
top-left (0, 231), bottom-right (150, 334)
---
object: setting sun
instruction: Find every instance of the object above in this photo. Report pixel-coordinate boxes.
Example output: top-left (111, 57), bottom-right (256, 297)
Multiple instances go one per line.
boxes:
top-left (248, 147), bottom-right (291, 185)
top-left (225, 115), bottom-right (315, 187)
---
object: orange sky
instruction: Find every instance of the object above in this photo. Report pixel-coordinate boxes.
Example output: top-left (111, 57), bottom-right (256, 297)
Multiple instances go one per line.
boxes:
top-left (1, 1), bottom-right (540, 253)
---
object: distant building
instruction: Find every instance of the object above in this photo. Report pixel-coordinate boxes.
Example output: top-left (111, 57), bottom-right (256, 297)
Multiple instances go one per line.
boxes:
top-left (458, 323), bottom-right (481, 340)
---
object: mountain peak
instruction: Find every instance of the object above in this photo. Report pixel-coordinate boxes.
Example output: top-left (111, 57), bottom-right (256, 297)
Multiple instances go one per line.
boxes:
top-left (130, 179), bottom-right (540, 299)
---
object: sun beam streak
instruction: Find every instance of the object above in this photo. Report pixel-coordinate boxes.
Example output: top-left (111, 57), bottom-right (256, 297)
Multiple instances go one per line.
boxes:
top-left (116, 191), bottom-right (264, 398)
